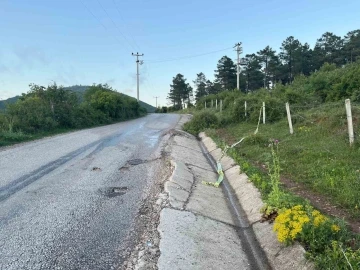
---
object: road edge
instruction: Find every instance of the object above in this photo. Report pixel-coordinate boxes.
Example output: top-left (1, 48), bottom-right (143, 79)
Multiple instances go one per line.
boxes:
top-left (198, 131), bottom-right (315, 270)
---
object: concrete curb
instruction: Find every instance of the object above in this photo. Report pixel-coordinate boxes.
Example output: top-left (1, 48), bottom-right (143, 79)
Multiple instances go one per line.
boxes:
top-left (199, 132), bottom-right (314, 270)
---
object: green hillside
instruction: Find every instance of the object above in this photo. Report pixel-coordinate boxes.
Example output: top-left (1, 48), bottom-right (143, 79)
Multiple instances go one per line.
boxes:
top-left (0, 96), bottom-right (21, 111)
top-left (0, 85), bottom-right (156, 113)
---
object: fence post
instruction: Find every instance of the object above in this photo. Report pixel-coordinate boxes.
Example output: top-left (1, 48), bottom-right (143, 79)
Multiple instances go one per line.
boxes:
top-left (245, 101), bottom-right (247, 117)
top-left (286, 102), bottom-right (294, 134)
top-left (205, 102), bottom-right (207, 109)
top-left (211, 100), bottom-right (213, 108)
top-left (216, 99), bottom-right (218, 109)
top-left (220, 100), bottom-right (223, 113)
top-left (345, 99), bottom-right (354, 145)
top-left (262, 102), bottom-right (265, 124)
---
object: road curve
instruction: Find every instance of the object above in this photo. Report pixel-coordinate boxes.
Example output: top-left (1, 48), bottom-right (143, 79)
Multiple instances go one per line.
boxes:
top-left (0, 113), bottom-right (180, 270)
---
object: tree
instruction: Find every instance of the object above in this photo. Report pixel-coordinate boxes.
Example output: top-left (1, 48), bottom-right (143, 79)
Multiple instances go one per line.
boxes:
top-left (205, 80), bottom-right (221, 95)
top-left (167, 74), bottom-right (193, 109)
top-left (193, 72), bottom-right (208, 103)
top-left (279, 36), bottom-right (302, 83)
top-left (214, 56), bottom-right (237, 90)
top-left (240, 54), bottom-right (263, 92)
top-left (313, 32), bottom-right (344, 68)
top-left (300, 43), bottom-right (313, 76)
top-left (344, 29), bottom-right (360, 63)
top-left (257, 46), bottom-right (278, 89)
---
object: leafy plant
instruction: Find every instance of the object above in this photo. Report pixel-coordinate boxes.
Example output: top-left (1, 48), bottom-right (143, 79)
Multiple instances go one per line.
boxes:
top-left (183, 111), bottom-right (219, 135)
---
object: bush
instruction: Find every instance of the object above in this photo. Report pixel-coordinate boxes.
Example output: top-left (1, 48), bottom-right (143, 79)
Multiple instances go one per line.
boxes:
top-left (183, 111), bottom-right (219, 135)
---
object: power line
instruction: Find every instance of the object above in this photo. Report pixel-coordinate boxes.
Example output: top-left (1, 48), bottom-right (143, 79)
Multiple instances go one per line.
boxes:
top-left (80, 0), bottom-right (127, 49)
top-left (80, 0), bottom-right (109, 31)
top-left (112, 0), bottom-right (141, 51)
top-left (143, 63), bottom-right (158, 92)
top-left (96, 0), bottom-right (136, 51)
top-left (147, 46), bottom-right (233, 63)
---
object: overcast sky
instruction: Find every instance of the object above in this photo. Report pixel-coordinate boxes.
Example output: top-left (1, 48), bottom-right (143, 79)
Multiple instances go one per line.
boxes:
top-left (0, 0), bottom-right (359, 107)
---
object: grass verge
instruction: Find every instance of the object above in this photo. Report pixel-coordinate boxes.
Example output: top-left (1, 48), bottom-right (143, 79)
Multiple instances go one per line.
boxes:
top-left (183, 105), bottom-right (360, 269)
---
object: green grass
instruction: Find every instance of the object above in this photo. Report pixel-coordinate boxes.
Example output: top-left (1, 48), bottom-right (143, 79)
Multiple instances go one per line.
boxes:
top-left (204, 102), bottom-right (360, 218)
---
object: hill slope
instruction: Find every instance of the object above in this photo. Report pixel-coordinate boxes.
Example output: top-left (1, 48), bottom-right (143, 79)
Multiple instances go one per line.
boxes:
top-left (0, 85), bottom-right (156, 113)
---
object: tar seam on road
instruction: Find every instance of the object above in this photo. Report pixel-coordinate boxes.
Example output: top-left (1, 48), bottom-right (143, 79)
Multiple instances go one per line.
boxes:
top-left (0, 133), bottom-right (124, 203)
top-left (198, 140), bottom-right (272, 270)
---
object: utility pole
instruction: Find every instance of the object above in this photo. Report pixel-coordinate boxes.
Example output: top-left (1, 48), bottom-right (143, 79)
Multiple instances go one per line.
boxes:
top-left (154, 96), bottom-right (159, 108)
top-left (132, 52), bottom-right (144, 102)
top-left (234, 42), bottom-right (242, 91)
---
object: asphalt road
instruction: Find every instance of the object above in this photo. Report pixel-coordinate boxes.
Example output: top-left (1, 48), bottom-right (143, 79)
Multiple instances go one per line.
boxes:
top-left (0, 113), bottom-right (180, 270)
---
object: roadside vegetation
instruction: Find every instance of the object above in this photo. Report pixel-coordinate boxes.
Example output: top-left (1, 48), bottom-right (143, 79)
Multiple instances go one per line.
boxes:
top-left (179, 29), bottom-right (360, 269)
top-left (183, 63), bottom-right (360, 268)
top-left (0, 83), bottom-right (147, 147)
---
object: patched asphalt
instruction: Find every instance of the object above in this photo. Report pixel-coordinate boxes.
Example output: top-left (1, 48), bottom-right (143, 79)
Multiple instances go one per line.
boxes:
top-left (0, 114), bottom-right (180, 270)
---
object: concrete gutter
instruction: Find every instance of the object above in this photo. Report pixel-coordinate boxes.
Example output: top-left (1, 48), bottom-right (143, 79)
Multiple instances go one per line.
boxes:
top-left (199, 132), bottom-right (314, 270)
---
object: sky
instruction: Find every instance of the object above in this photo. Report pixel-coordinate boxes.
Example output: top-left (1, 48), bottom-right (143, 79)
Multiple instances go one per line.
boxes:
top-left (0, 0), bottom-right (359, 107)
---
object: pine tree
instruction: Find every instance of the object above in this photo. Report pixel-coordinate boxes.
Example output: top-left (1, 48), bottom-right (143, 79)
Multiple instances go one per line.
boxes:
top-left (344, 30), bottom-right (360, 63)
top-left (257, 46), bottom-right (277, 89)
top-left (313, 32), bottom-right (344, 68)
top-left (167, 74), bottom-right (193, 109)
top-left (279, 36), bottom-right (302, 83)
top-left (240, 54), bottom-right (263, 92)
top-left (193, 72), bottom-right (208, 103)
top-left (214, 56), bottom-right (237, 90)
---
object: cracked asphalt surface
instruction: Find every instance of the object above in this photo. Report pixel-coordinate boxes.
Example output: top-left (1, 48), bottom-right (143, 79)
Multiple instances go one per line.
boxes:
top-left (0, 114), bottom-right (180, 270)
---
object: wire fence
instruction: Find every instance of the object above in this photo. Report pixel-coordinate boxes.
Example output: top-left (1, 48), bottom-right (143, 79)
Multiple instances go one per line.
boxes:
top-left (204, 98), bottom-right (359, 146)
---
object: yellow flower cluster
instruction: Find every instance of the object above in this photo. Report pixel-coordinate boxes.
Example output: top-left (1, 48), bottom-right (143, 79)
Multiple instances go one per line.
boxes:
top-left (298, 126), bottom-right (311, 132)
top-left (312, 210), bottom-right (328, 227)
top-left (331, 224), bottom-right (340, 233)
top-left (273, 205), bottom-right (310, 243)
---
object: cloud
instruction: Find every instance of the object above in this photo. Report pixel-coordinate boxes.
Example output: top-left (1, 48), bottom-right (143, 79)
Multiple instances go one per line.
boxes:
top-left (49, 65), bottom-right (79, 86)
top-left (124, 88), bottom-right (134, 93)
top-left (106, 78), bottom-right (116, 85)
top-left (0, 64), bottom-right (10, 74)
top-left (0, 90), bottom-right (16, 100)
top-left (13, 46), bottom-right (50, 68)
top-left (0, 46), bottom-right (50, 76)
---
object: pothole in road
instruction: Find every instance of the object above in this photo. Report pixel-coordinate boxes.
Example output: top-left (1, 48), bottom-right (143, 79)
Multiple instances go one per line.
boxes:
top-left (119, 166), bottom-right (130, 172)
top-left (119, 158), bottom-right (162, 171)
top-left (99, 187), bottom-right (128, 198)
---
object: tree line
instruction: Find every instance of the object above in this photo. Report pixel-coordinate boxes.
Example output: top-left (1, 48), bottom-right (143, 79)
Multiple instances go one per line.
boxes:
top-left (0, 83), bottom-right (146, 134)
top-left (167, 29), bottom-right (360, 108)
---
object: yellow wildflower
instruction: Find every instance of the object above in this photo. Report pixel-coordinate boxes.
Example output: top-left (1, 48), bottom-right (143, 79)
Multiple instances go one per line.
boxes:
top-left (313, 214), bottom-right (327, 227)
top-left (273, 205), bottom-right (310, 244)
top-left (331, 224), bottom-right (340, 233)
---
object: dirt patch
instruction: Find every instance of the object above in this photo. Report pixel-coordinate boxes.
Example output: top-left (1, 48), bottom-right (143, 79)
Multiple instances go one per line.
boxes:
top-left (216, 128), bottom-right (237, 143)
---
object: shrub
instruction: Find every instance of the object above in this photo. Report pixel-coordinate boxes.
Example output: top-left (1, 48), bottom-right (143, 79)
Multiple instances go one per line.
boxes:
top-left (183, 111), bottom-right (219, 135)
